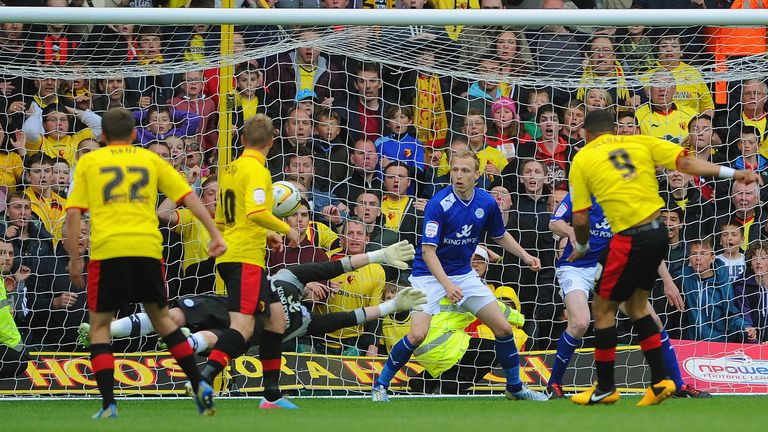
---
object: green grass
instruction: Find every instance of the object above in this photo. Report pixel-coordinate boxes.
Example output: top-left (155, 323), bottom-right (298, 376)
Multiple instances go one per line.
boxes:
top-left (3, 396), bottom-right (767, 432)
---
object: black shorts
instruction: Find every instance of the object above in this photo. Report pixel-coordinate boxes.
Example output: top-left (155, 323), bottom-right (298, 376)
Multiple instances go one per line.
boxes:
top-left (88, 257), bottom-right (167, 313)
top-left (174, 295), bottom-right (230, 333)
top-left (216, 262), bottom-right (275, 316)
top-left (595, 219), bottom-right (668, 302)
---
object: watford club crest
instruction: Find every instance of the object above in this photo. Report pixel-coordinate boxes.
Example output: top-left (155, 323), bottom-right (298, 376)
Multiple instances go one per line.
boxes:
top-left (404, 148), bottom-right (413, 158)
top-left (387, 213), bottom-right (395, 221)
top-left (346, 275), bottom-right (355, 285)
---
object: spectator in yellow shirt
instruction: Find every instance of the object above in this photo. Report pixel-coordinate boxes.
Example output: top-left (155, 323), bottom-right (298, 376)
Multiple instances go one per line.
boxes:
top-left (635, 71), bottom-right (697, 144)
top-left (22, 103), bottom-right (102, 166)
top-left (313, 219), bottom-right (386, 356)
top-left (0, 119), bottom-right (25, 196)
top-left (462, 109), bottom-right (507, 176)
top-left (23, 153), bottom-right (66, 243)
top-left (641, 34), bottom-right (714, 117)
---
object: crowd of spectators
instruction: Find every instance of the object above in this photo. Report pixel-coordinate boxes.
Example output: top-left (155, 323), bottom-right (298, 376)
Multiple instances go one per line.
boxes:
top-left (1, 0), bottom-right (767, 383)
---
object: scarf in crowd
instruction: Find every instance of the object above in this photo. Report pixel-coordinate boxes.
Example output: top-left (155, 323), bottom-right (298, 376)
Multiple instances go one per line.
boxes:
top-left (137, 52), bottom-right (165, 66)
top-left (363, 0), bottom-right (396, 8)
top-left (415, 73), bottom-right (449, 147)
top-left (576, 60), bottom-right (630, 103)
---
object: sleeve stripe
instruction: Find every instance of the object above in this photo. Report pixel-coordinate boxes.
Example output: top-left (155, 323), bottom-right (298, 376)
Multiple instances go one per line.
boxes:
top-left (66, 206), bottom-right (88, 212)
top-left (246, 209), bottom-right (267, 217)
top-left (422, 240), bottom-right (439, 246)
top-left (175, 190), bottom-right (193, 205)
top-left (674, 148), bottom-right (688, 170)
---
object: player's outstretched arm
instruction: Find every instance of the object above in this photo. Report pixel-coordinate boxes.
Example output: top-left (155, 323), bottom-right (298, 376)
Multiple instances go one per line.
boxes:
top-left (156, 197), bottom-right (179, 227)
top-left (63, 208), bottom-right (85, 289)
top-left (493, 232), bottom-right (541, 271)
top-left (677, 156), bottom-right (760, 184)
top-left (181, 193), bottom-right (227, 257)
top-left (549, 219), bottom-right (573, 239)
top-left (364, 287), bottom-right (427, 320)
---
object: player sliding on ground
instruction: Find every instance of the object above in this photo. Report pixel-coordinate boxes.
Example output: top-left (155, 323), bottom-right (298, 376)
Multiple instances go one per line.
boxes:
top-left (77, 241), bottom-right (425, 359)
top-left (566, 109), bottom-right (759, 406)
top-left (547, 193), bottom-right (710, 399)
top-left (371, 149), bottom-right (548, 402)
top-left (63, 108), bottom-right (227, 419)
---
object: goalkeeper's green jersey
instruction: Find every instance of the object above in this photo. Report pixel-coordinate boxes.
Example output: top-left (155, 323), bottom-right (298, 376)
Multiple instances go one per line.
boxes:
top-left (0, 277), bottom-right (21, 348)
top-left (381, 299), bottom-right (524, 377)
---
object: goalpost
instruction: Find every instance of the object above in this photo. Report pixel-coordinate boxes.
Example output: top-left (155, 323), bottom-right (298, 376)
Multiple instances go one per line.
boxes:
top-left (0, 6), bottom-right (766, 398)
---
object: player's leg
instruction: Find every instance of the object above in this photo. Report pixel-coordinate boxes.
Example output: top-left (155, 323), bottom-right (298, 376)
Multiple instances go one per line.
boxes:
top-left (472, 300), bottom-right (547, 401)
top-left (201, 263), bottom-right (262, 384)
top-left (373, 274), bottom-right (442, 400)
top-left (548, 267), bottom-right (593, 397)
top-left (89, 310), bottom-right (119, 417)
top-left (623, 289), bottom-right (675, 406)
top-left (86, 259), bottom-right (121, 418)
top-left (619, 301), bottom-right (684, 394)
top-left (258, 302), bottom-right (294, 408)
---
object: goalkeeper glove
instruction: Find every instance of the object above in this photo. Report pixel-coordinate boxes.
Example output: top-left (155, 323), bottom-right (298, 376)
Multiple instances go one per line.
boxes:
top-left (379, 287), bottom-right (427, 315)
top-left (507, 307), bottom-right (525, 329)
top-left (368, 240), bottom-right (415, 270)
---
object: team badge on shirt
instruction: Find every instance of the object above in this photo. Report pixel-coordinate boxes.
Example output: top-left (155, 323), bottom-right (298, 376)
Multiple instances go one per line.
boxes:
top-left (425, 221), bottom-right (439, 238)
top-left (253, 188), bottom-right (266, 204)
top-left (554, 202), bottom-right (569, 218)
top-left (475, 208), bottom-right (484, 219)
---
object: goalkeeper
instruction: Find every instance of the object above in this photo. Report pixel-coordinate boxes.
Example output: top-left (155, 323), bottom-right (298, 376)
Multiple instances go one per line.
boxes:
top-left (79, 241), bottom-right (425, 355)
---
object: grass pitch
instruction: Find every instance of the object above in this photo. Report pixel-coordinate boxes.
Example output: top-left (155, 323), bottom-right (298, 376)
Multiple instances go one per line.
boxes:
top-left (3, 396), bottom-right (766, 432)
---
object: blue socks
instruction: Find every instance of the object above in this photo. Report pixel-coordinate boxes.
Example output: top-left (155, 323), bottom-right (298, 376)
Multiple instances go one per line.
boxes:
top-left (549, 330), bottom-right (581, 386)
top-left (375, 336), bottom-right (416, 389)
top-left (496, 334), bottom-right (523, 393)
top-left (660, 329), bottom-right (684, 391)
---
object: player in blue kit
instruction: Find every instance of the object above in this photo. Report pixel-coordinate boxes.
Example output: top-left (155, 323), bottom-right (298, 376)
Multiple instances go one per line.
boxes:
top-left (546, 193), bottom-right (711, 399)
top-left (371, 149), bottom-right (548, 402)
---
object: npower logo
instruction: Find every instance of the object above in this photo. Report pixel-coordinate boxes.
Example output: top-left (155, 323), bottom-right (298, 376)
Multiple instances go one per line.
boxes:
top-left (684, 352), bottom-right (768, 384)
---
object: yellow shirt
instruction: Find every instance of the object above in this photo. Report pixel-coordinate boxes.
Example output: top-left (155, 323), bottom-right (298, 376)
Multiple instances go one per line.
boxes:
top-left (0, 152), bottom-right (24, 190)
top-left (237, 96), bottom-right (260, 122)
top-left (298, 64), bottom-right (316, 92)
top-left (437, 145), bottom-right (508, 177)
top-left (569, 134), bottom-right (685, 233)
top-left (635, 103), bottom-right (697, 144)
top-left (306, 221), bottom-right (342, 258)
top-left (66, 145), bottom-right (192, 260)
top-left (744, 113), bottom-right (768, 158)
top-left (430, 0), bottom-right (480, 41)
top-left (25, 188), bottom-right (66, 242)
top-left (29, 129), bottom-right (94, 166)
top-left (184, 33), bottom-right (205, 64)
top-left (215, 149), bottom-right (273, 267)
top-left (381, 195), bottom-right (409, 231)
top-left (642, 62), bottom-right (715, 115)
top-left (174, 208), bottom-right (225, 295)
top-left (317, 261), bottom-right (385, 341)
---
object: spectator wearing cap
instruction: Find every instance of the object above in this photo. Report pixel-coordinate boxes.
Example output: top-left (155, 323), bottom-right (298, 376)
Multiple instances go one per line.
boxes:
top-left (169, 70), bottom-right (218, 152)
top-left (487, 97), bottom-right (533, 161)
top-left (295, 88), bottom-right (318, 117)
top-left (635, 71), bottom-right (697, 144)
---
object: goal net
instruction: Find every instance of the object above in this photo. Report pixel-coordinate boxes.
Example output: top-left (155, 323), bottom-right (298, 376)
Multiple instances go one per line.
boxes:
top-left (0, 6), bottom-right (767, 397)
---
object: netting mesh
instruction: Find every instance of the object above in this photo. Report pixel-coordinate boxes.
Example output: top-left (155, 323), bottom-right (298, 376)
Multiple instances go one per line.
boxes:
top-left (1, 11), bottom-right (767, 396)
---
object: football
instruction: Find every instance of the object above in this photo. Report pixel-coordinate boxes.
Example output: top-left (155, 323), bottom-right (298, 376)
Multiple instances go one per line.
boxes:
top-left (272, 181), bottom-right (302, 218)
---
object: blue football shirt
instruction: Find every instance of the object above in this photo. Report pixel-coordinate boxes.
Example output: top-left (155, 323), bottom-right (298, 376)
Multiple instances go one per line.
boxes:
top-left (551, 193), bottom-right (613, 269)
top-left (412, 186), bottom-right (506, 277)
